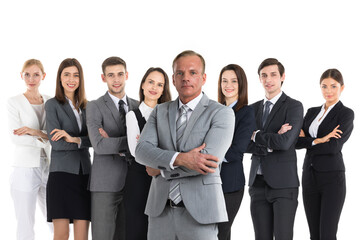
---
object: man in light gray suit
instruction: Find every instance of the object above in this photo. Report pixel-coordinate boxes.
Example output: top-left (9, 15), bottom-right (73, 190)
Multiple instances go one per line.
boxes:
top-left (135, 50), bottom-right (235, 240)
top-left (86, 56), bottom-right (139, 240)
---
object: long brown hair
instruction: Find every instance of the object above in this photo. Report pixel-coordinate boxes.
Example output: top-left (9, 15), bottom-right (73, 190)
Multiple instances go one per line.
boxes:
top-left (139, 67), bottom-right (172, 104)
top-left (55, 58), bottom-right (87, 110)
top-left (218, 64), bottom-right (248, 112)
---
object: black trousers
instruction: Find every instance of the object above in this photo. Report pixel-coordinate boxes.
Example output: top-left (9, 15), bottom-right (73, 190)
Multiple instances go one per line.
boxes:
top-left (302, 167), bottom-right (346, 240)
top-left (249, 175), bottom-right (298, 240)
top-left (218, 188), bottom-right (244, 240)
top-left (123, 161), bottom-right (152, 240)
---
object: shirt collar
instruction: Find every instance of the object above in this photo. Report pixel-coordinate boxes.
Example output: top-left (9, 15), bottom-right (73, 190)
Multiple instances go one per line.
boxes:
top-left (107, 91), bottom-right (128, 106)
top-left (264, 91), bottom-right (282, 106)
top-left (228, 100), bottom-right (238, 108)
top-left (321, 100), bottom-right (339, 112)
top-left (178, 92), bottom-right (203, 111)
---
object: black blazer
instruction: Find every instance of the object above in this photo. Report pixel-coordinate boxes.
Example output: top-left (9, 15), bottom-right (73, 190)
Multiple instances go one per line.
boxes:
top-left (296, 101), bottom-right (354, 171)
top-left (246, 92), bottom-right (303, 189)
top-left (220, 105), bottom-right (256, 193)
top-left (45, 98), bottom-right (91, 175)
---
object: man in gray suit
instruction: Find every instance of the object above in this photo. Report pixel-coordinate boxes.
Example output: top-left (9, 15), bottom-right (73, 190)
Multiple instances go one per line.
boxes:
top-left (86, 56), bottom-right (139, 240)
top-left (135, 50), bottom-right (235, 240)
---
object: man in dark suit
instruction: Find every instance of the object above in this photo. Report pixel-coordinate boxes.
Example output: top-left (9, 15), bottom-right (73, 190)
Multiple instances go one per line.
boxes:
top-left (246, 58), bottom-right (303, 240)
top-left (86, 57), bottom-right (139, 240)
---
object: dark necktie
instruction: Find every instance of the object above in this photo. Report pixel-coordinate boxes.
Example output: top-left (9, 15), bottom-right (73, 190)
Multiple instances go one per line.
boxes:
top-left (118, 100), bottom-right (126, 120)
top-left (262, 101), bottom-right (272, 127)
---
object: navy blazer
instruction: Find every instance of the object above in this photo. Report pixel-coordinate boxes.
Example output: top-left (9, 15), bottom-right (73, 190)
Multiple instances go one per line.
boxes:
top-left (296, 101), bottom-right (354, 171)
top-left (246, 92), bottom-right (303, 189)
top-left (45, 98), bottom-right (91, 175)
top-left (220, 105), bottom-right (255, 193)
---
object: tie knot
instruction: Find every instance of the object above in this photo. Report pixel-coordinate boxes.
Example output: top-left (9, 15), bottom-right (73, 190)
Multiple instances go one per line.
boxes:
top-left (119, 100), bottom-right (125, 107)
top-left (265, 101), bottom-right (272, 108)
top-left (181, 104), bottom-right (189, 113)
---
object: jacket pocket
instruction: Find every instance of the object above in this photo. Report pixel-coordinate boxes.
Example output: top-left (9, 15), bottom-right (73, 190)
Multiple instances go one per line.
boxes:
top-left (202, 176), bottom-right (222, 185)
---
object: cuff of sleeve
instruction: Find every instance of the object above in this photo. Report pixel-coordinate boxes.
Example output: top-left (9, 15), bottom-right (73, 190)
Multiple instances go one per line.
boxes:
top-left (78, 138), bottom-right (82, 148)
top-left (170, 152), bottom-right (180, 170)
top-left (252, 130), bottom-right (260, 143)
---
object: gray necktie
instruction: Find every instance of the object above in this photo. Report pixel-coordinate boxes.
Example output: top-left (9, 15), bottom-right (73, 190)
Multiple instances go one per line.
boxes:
top-left (169, 105), bottom-right (189, 204)
top-left (262, 101), bottom-right (272, 127)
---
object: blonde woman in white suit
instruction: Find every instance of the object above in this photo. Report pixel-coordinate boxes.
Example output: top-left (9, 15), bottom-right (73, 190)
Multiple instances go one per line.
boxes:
top-left (7, 59), bottom-right (53, 240)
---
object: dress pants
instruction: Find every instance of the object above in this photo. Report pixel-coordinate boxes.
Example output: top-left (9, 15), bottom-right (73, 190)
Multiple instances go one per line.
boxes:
top-left (91, 191), bottom-right (125, 240)
top-left (302, 167), bottom-right (346, 240)
top-left (249, 175), bottom-right (298, 240)
top-left (218, 189), bottom-right (244, 240)
top-left (10, 157), bottom-right (53, 240)
top-left (148, 205), bottom-right (218, 240)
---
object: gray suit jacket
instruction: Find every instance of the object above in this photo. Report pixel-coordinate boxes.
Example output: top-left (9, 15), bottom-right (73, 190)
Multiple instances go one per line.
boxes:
top-left (86, 92), bottom-right (139, 192)
top-left (45, 98), bottom-right (91, 174)
top-left (135, 94), bottom-right (235, 224)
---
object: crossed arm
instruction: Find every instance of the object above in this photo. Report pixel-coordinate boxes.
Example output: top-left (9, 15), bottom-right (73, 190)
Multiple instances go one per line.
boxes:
top-left (136, 106), bottom-right (235, 179)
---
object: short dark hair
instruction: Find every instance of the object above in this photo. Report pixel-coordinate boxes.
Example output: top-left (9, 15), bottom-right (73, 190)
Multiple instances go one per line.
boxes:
top-left (320, 68), bottom-right (344, 86)
top-left (258, 58), bottom-right (285, 77)
top-left (55, 58), bottom-right (87, 110)
top-left (172, 50), bottom-right (205, 74)
top-left (102, 56), bottom-right (127, 74)
top-left (139, 67), bottom-right (172, 104)
top-left (218, 64), bottom-right (248, 112)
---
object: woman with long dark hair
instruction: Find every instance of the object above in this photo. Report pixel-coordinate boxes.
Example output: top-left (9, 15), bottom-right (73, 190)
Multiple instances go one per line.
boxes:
top-left (124, 67), bottom-right (171, 240)
top-left (217, 64), bottom-right (255, 240)
top-left (45, 58), bottom-right (91, 240)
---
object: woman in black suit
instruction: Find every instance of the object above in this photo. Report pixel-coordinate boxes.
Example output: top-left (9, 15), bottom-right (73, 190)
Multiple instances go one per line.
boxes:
top-left (296, 69), bottom-right (354, 240)
top-left (217, 64), bottom-right (256, 240)
top-left (45, 58), bottom-right (91, 240)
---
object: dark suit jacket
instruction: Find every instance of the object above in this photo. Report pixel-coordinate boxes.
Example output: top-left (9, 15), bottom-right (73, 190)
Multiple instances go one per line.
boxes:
top-left (246, 92), bottom-right (303, 189)
top-left (296, 101), bottom-right (354, 171)
top-left (45, 97), bottom-right (91, 175)
top-left (220, 105), bottom-right (256, 193)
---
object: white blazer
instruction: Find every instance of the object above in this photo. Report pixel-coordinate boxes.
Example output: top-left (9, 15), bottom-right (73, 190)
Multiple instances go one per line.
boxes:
top-left (7, 94), bottom-right (51, 168)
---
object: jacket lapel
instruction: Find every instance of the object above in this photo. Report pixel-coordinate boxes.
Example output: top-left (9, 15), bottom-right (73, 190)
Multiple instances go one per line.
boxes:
top-left (20, 94), bottom-right (40, 129)
top-left (263, 93), bottom-right (287, 130)
top-left (255, 100), bottom-right (264, 129)
top-left (181, 94), bottom-right (209, 148)
top-left (318, 101), bottom-right (342, 135)
top-left (169, 99), bottom-right (178, 149)
top-left (103, 92), bottom-right (122, 130)
top-left (62, 101), bottom-right (80, 133)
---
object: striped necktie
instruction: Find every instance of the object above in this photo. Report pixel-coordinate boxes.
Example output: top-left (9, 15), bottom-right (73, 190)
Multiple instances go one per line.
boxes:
top-left (169, 104), bottom-right (189, 204)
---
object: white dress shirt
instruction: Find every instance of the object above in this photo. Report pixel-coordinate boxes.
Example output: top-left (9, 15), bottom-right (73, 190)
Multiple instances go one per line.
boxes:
top-left (169, 92), bottom-right (204, 169)
top-left (309, 101), bottom-right (338, 142)
top-left (107, 91), bottom-right (129, 113)
top-left (254, 91), bottom-right (283, 175)
top-left (126, 101), bottom-right (154, 158)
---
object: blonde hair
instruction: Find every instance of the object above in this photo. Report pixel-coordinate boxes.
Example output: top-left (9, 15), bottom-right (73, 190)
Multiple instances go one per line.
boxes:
top-left (22, 59), bottom-right (45, 74)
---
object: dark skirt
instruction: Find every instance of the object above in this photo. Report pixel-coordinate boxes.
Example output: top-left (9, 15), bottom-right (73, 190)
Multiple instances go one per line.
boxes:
top-left (124, 161), bottom-right (152, 240)
top-left (46, 171), bottom-right (91, 223)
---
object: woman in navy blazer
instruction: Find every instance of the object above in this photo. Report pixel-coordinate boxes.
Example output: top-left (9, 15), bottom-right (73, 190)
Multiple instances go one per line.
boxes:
top-left (296, 69), bottom-right (354, 240)
top-left (217, 64), bottom-right (256, 240)
top-left (45, 58), bottom-right (91, 240)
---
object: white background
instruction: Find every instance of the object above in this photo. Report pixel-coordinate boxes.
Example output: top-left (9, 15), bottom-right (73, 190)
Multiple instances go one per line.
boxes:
top-left (0, 0), bottom-right (359, 239)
